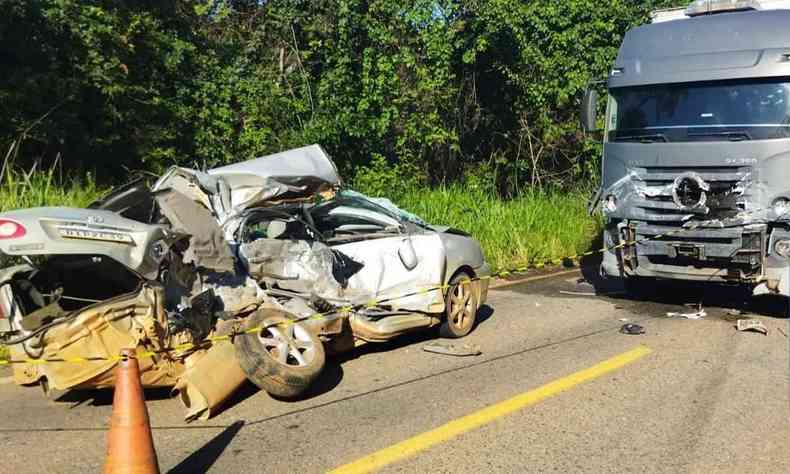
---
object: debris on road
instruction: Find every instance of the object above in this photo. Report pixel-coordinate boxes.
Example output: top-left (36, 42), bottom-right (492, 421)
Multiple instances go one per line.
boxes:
top-left (735, 319), bottom-right (768, 335)
top-left (618, 318), bottom-right (630, 322)
top-left (619, 323), bottom-right (645, 335)
top-left (423, 341), bottom-right (482, 357)
top-left (666, 306), bottom-right (707, 320)
top-left (559, 290), bottom-right (597, 297)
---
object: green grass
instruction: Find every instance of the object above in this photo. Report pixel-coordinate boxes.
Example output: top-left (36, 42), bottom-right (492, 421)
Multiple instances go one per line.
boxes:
top-left (395, 186), bottom-right (602, 272)
top-left (0, 165), bottom-right (105, 212)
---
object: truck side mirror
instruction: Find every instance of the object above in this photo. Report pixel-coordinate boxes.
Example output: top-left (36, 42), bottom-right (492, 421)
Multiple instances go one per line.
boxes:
top-left (581, 88), bottom-right (599, 133)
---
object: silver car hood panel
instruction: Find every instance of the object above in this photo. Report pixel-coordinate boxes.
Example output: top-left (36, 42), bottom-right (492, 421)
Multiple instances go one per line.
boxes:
top-left (153, 144), bottom-right (341, 230)
top-left (0, 207), bottom-right (167, 278)
top-left (209, 144), bottom-right (341, 189)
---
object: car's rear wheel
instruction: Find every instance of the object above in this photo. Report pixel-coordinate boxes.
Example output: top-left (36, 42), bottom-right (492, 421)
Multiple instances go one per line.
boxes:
top-left (234, 308), bottom-right (325, 399)
top-left (440, 272), bottom-right (478, 338)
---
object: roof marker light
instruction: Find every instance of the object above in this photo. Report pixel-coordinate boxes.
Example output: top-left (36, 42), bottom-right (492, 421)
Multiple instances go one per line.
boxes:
top-left (686, 0), bottom-right (762, 17)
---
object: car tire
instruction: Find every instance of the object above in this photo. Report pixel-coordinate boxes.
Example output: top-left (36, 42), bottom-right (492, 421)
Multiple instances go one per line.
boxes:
top-left (440, 271), bottom-right (478, 338)
top-left (234, 308), bottom-right (325, 399)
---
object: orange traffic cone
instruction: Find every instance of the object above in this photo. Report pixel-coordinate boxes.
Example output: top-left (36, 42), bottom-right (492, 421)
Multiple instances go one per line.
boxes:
top-left (104, 348), bottom-right (160, 474)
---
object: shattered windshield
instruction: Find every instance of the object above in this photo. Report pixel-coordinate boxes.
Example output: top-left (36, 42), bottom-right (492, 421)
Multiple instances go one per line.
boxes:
top-left (608, 78), bottom-right (790, 142)
top-left (303, 190), bottom-right (434, 239)
top-left (330, 190), bottom-right (427, 227)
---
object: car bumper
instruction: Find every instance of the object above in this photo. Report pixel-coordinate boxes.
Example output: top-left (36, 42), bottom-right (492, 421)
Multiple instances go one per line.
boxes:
top-left (475, 262), bottom-right (491, 306)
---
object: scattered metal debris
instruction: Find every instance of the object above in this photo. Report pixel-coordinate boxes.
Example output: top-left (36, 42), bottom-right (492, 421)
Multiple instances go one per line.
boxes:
top-left (423, 341), bottom-right (482, 357)
top-left (736, 319), bottom-right (768, 335)
top-left (620, 323), bottom-right (645, 335)
top-left (778, 327), bottom-right (788, 338)
top-left (618, 318), bottom-right (630, 322)
top-left (559, 290), bottom-right (597, 297)
top-left (666, 304), bottom-right (707, 320)
top-left (725, 308), bottom-right (744, 316)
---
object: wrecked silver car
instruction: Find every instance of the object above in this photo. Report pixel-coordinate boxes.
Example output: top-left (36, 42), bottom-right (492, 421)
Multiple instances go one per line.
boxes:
top-left (0, 145), bottom-right (490, 420)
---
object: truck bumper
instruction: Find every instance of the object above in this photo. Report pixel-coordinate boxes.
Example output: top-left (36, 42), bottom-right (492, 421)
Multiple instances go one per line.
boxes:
top-left (601, 221), bottom-right (790, 296)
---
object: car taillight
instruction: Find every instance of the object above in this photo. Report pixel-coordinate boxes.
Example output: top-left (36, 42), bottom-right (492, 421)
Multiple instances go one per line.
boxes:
top-left (0, 219), bottom-right (26, 239)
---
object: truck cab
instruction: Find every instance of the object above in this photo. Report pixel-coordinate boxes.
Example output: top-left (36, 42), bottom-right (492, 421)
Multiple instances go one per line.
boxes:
top-left (585, 0), bottom-right (790, 296)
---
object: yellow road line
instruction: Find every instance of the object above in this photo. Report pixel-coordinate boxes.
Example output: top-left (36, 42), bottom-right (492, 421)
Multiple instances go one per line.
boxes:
top-left (330, 345), bottom-right (652, 474)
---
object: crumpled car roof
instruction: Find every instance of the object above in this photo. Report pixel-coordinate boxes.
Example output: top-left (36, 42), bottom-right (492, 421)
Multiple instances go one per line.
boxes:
top-left (209, 144), bottom-right (341, 189)
top-left (153, 144), bottom-right (341, 226)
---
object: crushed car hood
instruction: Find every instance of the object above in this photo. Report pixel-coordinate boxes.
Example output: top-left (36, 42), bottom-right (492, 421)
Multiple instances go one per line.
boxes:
top-left (153, 144), bottom-right (341, 228)
top-left (209, 143), bottom-right (341, 195)
top-left (0, 207), bottom-right (170, 278)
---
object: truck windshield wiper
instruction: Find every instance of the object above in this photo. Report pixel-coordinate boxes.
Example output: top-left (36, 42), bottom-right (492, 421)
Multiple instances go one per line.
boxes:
top-left (687, 130), bottom-right (752, 141)
top-left (613, 133), bottom-right (668, 143)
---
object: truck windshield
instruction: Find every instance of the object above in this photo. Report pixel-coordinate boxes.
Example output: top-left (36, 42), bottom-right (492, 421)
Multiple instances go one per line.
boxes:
top-left (607, 78), bottom-right (790, 142)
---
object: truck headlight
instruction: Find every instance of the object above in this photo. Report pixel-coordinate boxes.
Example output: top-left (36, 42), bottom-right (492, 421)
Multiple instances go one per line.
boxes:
top-left (774, 198), bottom-right (790, 218)
top-left (775, 239), bottom-right (790, 258)
top-left (604, 195), bottom-right (617, 212)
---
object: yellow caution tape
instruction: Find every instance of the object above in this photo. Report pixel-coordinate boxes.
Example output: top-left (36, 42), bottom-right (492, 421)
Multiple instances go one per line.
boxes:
top-left (0, 211), bottom-right (756, 365)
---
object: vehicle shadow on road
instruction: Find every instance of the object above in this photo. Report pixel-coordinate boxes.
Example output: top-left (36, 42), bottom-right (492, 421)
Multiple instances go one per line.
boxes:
top-left (168, 420), bottom-right (245, 474)
top-left (219, 359), bottom-right (347, 411)
top-left (55, 386), bottom-right (174, 407)
top-left (578, 255), bottom-right (789, 319)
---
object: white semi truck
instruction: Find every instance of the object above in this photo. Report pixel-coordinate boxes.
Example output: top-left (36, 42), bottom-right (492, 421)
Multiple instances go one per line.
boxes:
top-left (582, 0), bottom-right (790, 296)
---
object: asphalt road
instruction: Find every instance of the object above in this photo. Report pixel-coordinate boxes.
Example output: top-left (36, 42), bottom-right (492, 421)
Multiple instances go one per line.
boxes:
top-left (1, 270), bottom-right (789, 473)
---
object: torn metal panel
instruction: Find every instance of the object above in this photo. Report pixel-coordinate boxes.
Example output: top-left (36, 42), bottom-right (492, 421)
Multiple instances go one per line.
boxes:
top-left (240, 239), bottom-right (350, 299)
top-left (174, 332), bottom-right (247, 422)
top-left (153, 145), bottom-right (342, 238)
top-left (155, 189), bottom-right (236, 273)
top-left (735, 318), bottom-right (769, 335)
top-left (197, 272), bottom-right (266, 315)
top-left (209, 145), bottom-right (341, 211)
top-left (350, 313), bottom-right (439, 342)
top-left (9, 285), bottom-right (183, 390)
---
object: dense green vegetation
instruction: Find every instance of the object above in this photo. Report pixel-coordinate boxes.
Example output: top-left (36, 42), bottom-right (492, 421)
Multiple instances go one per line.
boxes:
top-left (0, 0), bottom-right (681, 275)
top-left (1, 0), bottom-right (678, 189)
top-left (398, 186), bottom-right (600, 270)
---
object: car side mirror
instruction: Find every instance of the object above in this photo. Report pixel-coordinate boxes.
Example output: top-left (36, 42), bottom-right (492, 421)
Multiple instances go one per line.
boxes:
top-left (398, 237), bottom-right (418, 271)
top-left (581, 87), bottom-right (599, 133)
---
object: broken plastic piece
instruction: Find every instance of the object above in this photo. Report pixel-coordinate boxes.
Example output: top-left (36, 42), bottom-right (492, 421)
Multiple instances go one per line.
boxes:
top-left (423, 341), bottom-right (482, 357)
top-left (735, 319), bottom-right (768, 335)
top-left (666, 308), bottom-right (707, 320)
top-left (619, 323), bottom-right (645, 335)
top-left (559, 290), bottom-right (597, 296)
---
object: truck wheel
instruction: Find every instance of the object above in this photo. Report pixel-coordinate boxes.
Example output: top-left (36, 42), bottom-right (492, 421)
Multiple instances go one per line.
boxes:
top-left (234, 308), bottom-right (325, 399)
top-left (440, 272), bottom-right (478, 338)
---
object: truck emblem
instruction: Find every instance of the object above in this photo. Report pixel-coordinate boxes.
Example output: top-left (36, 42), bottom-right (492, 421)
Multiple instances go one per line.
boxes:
top-left (672, 172), bottom-right (710, 210)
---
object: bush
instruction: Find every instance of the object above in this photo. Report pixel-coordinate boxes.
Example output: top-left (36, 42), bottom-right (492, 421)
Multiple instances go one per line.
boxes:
top-left (352, 153), bottom-right (424, 200)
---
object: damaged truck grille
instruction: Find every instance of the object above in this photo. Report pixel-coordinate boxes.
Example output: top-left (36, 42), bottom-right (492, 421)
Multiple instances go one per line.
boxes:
top-left (632, 166), bottom-right (751, 222)
top-left (622, 166), bottom-right (764, 280)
